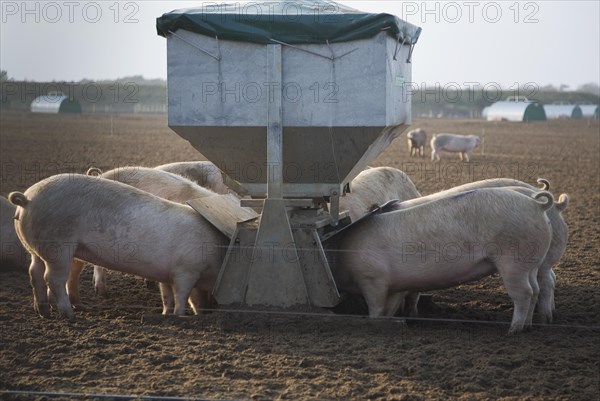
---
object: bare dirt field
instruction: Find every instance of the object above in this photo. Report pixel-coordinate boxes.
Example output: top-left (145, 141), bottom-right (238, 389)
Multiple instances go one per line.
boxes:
top-left (1, 111), bottom-right (598, 400)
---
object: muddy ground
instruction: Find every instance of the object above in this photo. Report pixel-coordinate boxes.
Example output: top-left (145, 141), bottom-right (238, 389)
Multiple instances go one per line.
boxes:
top-left (0, 111), bottom-right (598, 400)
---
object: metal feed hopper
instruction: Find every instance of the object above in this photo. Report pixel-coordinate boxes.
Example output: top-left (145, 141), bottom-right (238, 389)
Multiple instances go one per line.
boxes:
top-left (157, 1), bottom-right (420, 309)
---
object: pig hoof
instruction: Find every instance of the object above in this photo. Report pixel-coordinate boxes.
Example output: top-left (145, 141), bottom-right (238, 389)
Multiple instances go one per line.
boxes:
top-left (36, 303), bottom-right (52, 318)
top-left (61, 310), bottom-right (76, 322)
top-left (507, 327), bottom-right (523, 335)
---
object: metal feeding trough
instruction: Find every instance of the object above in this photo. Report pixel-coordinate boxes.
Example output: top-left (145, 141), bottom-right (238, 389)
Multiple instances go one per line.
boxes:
top-left (157, 1), bottom-right (420, 309)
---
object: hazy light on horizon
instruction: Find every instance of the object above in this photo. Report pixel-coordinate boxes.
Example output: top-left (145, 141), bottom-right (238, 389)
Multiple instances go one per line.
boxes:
top-left (1, 1), bottom-right (598, 90)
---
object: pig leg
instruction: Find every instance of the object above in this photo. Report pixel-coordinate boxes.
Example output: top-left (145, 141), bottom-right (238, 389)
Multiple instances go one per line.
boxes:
top-left (536, 267), bottom-right (555, 323)
top-left (550, 269), bottom-right (556, 312)
top-left (459, 152), bottom-right (464, 161)
top-left (499, 265), bottom-right (534, 334)
top-left (384, 292), bottom-right (405, 317)
top-left (359, 277), bottom-right (388, 317)
top-left (172, 275), bottom-right (201, 316)
top-left (419, 146), bottom-right (424, 157)
top-left (464, 150), bottom-right (472, 162)
top-left (431, 149), bottom-right (437, 161)
top-left (526, 268), bottom-right (540, 329)
top-left (161, 280), bottom-right (204, 316)
top-left (404, 292), bottom-right (421, 317)
top-left (29, 254), bottom-right (50, 318)
top-left (189, 288), bottom-right (212, 315)
top-left (44, 256), bottom-right (75, 321)
top-left (67, 259), bottom-right (85, 306)
top-left (537, 242), bottom-right (563, 319)
top-left (93, 266), bottom-right (108, 298)
top-left (159, 283), bottom-right (175, 315)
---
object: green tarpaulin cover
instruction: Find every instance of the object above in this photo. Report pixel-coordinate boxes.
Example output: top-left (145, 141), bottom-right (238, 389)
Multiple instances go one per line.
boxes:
top-left (157, 0), bottom-right (421, 45)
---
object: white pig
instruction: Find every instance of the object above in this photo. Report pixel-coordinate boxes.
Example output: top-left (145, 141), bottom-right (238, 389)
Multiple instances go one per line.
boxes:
top-left (406, 128), bottom-right (427, 157)
top-left (77, 166), bottom-right (219, 311)
top-left (340, 167), bottom-right (421, 222)
top-left (86, 166), bottom-right (217, 203)
top-left (9, 174), bottom-right (228, 320)
top-left (328, 187), bottom-right (554, 334)
top-left (334, 167), bottom-right (421, 315)
top-left (387, 178), bottom-right (568, 323)
top-left (154, 161), bottom-right (231, 195)
top-left (431, 134), bottom-right (481, 162)
top-left (1, 196), bottom-right (30, 270)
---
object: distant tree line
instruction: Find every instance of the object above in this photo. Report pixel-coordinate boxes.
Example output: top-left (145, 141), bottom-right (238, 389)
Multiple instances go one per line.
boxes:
top-left (1, 74), bottom-right (598, 118)
top-left (0, 79), bottom-right (166, 113)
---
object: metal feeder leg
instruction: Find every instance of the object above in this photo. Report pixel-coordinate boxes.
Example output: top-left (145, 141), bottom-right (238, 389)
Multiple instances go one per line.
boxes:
top-left (244, 198), bottom-right (309, 306)
top-left (215, 44), bottom-right (311, 308)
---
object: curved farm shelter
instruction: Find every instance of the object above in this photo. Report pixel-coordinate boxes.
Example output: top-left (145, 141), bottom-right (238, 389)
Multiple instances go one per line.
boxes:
top-left (485, 98), bottom-right (546, 122)
top-left (481, 106), bottom-right (490, 120)
top-left (30, 93), bottom-right (81, 114)
top-left (580, 104), bottom-right (599, 119)
top-left (543, 104), bottom-right (583, 119)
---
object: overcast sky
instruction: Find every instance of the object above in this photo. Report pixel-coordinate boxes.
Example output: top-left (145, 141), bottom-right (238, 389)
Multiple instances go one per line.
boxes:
top-left (1, 1), bottom-right (599, 90)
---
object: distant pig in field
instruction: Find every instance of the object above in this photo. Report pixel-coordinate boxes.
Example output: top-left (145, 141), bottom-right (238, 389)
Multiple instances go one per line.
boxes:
top-left (406, 128), bottom-right (427, 157)
top-left (430, 133), bottom-right (481, 162)
top-left (1, 196), bottom-right (29, 270)
top-left (9, 174), bottom-right (228, 320)
top-left (154, 161), bottom-right (231, 195)
top-left (328, 188), bottom-right (554, 334)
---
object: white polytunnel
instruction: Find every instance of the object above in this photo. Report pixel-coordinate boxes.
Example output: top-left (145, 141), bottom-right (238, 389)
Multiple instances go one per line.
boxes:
top-left (543, 104), bottom-right (583, 119)
top-left (481, 106), bottom-right (490, 120)
top-left (579, 104), bottom-right (599, 119)
top-left (484, 96), bottom-right (546, 122)
top-left (30, 92), bottom-right (81, 114)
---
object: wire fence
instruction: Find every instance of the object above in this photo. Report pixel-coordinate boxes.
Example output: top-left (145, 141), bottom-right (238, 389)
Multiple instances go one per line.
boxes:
top-left (61, 301), bottom-right (600, 332)
top-left (0, 390), bottom-right (234, 401)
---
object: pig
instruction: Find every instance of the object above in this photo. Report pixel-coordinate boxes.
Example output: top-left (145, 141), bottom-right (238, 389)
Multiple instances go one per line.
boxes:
top-left (154, 161), bottom-right (231, 195)
top-left (86, 166), bottom-right (217, 203)
top-left (9, 174), bottom-right (228, 320)
top-left (327, 187), bottom-right (554, 334)
top-left (340, 167), bottom-right (421, 222)
top-left (78, 166), bottom-right (219, 307)
top-left (406, 128), bottom-right (427, 157)
top-left (430, 134), bottom-right (481, 162)
top-left (387, 178), bottom-right (568, 323)
top-left (1, 196), bottom-right (30, 270)
top-left (334, 167), bottom-right (421, 315)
